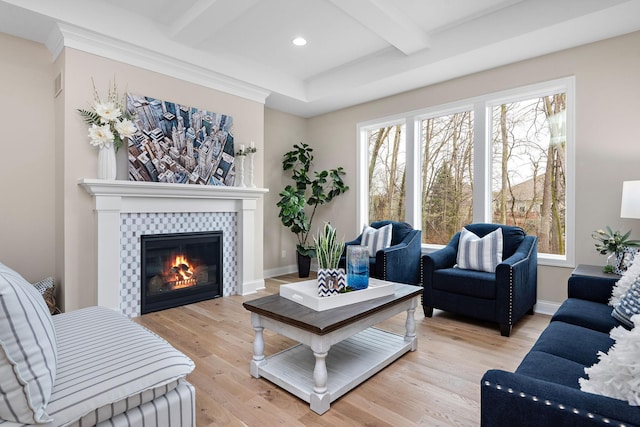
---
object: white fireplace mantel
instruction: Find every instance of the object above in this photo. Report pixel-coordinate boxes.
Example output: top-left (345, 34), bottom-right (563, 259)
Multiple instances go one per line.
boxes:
top-left (79, 178), bottom-right (268, 313)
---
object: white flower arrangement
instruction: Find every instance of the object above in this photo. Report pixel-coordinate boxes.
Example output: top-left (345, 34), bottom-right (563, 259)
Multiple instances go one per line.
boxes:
top-left (77, 79), bottom-right (136, 151)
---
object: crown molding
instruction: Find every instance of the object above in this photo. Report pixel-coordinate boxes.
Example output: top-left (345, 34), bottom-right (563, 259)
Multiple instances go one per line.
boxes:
top-left (44, 23), bottom-right (65, 60)
top-left (46, 23), bottom-right (271, 104)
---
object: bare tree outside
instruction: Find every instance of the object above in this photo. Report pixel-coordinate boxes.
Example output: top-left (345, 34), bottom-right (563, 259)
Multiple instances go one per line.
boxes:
top-left (491, 92), bottom-right (566, 255)
top-left (368, 124), bottom-right (405, 223)
top-left (421, 111), bottom-right (474, 244)
top-left (364, 91), bottom-right (567, 256)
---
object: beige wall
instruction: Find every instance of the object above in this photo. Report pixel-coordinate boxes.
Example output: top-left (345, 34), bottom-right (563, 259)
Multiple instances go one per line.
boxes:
top-left (265, 30), bottom-right (640, 305)
top-left (0, 33), bottom-right (55, 283)
top-left (263, 108), bottom-right (308, 273)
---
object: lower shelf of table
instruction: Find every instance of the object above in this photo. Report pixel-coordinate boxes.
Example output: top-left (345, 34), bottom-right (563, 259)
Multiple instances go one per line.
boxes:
top-left (255, 327), bottom-right (413, 411)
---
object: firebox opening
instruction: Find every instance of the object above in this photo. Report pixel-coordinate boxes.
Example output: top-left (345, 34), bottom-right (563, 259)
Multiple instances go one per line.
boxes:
top-left (141, 231), bottom-right (222, 314)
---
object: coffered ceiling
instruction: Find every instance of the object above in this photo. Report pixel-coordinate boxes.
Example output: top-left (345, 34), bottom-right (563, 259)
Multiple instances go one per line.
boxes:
top-left (1, 0), bottom-right (639, 117)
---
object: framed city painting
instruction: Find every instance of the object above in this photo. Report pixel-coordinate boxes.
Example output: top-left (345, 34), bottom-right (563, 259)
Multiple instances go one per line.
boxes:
top-left (126, 93), bottom-right (236, 186)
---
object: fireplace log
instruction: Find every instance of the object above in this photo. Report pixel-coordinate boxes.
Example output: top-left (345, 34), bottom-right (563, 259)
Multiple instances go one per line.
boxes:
top-left (148, 275), bottom-right (164, 294)
top-left (194, 266), bottom-right (209, 283)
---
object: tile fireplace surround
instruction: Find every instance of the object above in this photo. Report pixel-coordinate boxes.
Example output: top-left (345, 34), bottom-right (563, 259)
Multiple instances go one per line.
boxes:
top-left (80, 179), bottom-right (268, 317)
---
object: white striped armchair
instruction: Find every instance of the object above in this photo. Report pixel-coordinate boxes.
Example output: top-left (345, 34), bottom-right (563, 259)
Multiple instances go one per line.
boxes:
top-left (0, 261), bottom-right (196, 427)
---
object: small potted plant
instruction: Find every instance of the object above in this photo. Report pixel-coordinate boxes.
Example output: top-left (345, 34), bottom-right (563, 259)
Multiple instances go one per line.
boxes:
top-left (592, 226), bottom-right (640, 273)
top-left (314, 222), bottom-right (346, 297)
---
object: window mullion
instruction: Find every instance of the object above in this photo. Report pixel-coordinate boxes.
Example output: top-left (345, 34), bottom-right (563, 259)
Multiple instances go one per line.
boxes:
top-left (405, 117), bottom-right (420, 227)
top-left (356, 126), bottom-right (369, 231)
top-left (472, 102), bottom-right (490, 222)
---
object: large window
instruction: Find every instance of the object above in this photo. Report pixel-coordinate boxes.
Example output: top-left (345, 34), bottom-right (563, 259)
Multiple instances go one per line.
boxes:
top-left (421, 111), bottom-right (474, 245)
top-left (368, 124), bottom-right (406, 223)
top-left (358, 78), bottom-right (574, 265)
top-left (490, 93), bottom-right (566, 255)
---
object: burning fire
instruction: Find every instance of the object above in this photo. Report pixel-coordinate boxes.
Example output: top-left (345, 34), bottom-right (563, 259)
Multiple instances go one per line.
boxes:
top-left (168, 255), bottom-right (197, 289)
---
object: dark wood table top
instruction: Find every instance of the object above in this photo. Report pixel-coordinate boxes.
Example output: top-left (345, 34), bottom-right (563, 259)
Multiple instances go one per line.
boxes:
top-left (243, 283), bottom-right (422, 335)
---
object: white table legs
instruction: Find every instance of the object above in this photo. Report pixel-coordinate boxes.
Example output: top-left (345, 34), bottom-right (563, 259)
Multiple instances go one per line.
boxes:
top-left (249, 313), bottom-right (265, 378)
top-left (248, 295), bottom-right (420, 414)
top-left (405, 297), bottom-right (418, 351)
top-left (310, 350), bottom-right (330, 414)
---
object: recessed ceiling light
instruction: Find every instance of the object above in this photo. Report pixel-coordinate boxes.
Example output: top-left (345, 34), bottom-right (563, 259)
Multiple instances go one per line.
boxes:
top-left (292, 37), bottom-right (307, 46)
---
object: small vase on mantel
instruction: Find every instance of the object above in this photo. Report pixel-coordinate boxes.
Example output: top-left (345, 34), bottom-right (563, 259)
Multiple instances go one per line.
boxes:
top-left (236, 156), bottom-right (246, 187)
top-left (247, 152), bottom-right (256, 188)
top-left (97, 144), bottom-right (117, 180)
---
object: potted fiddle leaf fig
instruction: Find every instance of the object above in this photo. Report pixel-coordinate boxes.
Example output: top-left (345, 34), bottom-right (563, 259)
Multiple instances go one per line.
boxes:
top-left (277, 142), bottom-right (349, 277)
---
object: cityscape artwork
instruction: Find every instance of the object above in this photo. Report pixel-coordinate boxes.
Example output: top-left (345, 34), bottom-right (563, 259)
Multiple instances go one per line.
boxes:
top-left (126, 93), bottom-right (235, 186)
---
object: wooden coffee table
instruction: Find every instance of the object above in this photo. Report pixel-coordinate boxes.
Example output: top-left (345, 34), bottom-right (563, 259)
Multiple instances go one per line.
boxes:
top-left (243, 282), bottom-right (421, 414)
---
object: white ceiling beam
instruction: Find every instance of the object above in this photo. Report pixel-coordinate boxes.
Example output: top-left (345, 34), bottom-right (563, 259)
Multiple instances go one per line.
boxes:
top-left (169, 0), bottom-right (218, 40)
top-left (169, 0), bottom-right (260, 45)
top-left (327, 0), bottom-right (430, 55)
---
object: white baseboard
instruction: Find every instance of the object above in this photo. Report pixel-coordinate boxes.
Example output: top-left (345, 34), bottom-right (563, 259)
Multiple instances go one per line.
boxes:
top-left (263, 264), bottom-right (298, 279)
top-left (264, 263), bottom-right (320, 279)
top-left (240, 279), bottom-right (266, 295)
top-left (534, 299), bottom-right (561, 316)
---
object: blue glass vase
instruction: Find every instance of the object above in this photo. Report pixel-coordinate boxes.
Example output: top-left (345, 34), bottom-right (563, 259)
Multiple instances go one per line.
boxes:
top-left (347, 246), bottom-right (369, 290)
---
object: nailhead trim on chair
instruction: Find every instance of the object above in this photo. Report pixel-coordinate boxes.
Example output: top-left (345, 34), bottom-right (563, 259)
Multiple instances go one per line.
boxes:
top-left (383, 253), bottom-right (387, 280)
top-left (420, 256), bottom-right (425, 307)
top-left (508, 267), bottom-right (513, 326)
top-left (483, 380), bottom-right (622, 426)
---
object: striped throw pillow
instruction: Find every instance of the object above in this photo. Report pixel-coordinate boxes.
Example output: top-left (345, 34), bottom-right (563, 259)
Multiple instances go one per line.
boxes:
top-left (610, 254), bottom-right (640, 306)
top-left (456, 227), bottom-right (503, 272)
top-left (361, 224), bottom-right (393, 257)
top-left (612, 276), bottom-right (640, 328)
top-left (0, 262), bottom-right (57, 424)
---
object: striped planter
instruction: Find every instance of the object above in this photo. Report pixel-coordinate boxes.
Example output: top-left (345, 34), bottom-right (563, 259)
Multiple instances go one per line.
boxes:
top-left (318, 268), bottom-right (346, 297)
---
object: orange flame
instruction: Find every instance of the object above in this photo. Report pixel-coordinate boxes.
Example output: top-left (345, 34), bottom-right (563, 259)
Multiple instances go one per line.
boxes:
top-left (174, 255), bottom-right (191, 270)
top-left (167, 254), bottom-right (197, 289)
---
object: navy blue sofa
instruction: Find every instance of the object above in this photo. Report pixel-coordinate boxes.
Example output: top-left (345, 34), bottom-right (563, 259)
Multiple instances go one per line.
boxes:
top-left (481, 270), bottom-right (640, 426)
top-left (339, 220), bottom-right (422, 285)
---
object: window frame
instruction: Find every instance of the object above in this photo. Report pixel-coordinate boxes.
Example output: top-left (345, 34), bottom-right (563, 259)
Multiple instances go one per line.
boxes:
top-left (356, 77), bottom-right (575, 267)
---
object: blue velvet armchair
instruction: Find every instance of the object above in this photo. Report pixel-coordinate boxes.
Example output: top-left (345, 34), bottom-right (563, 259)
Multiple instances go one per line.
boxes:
top-left (421, 223), bottom-right (538, 336)
top-left (339, 220), bottom-right (422, 285)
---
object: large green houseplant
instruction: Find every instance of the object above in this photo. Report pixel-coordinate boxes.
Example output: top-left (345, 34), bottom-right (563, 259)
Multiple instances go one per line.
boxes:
top-left (277, 142), bottom-right (349, 277)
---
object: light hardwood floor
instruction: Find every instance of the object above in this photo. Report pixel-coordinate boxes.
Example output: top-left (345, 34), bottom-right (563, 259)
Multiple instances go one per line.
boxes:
top-left (135, 274), bottom-right (550, 426)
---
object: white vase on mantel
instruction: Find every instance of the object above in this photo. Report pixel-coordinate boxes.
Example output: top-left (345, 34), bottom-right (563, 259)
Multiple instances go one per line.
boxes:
top-left (97, 144), bottom-right (117, 180)
top-left (237, 156), bottom-right (246, 187)
top-left (247, 153), bottom-right (256, 188)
